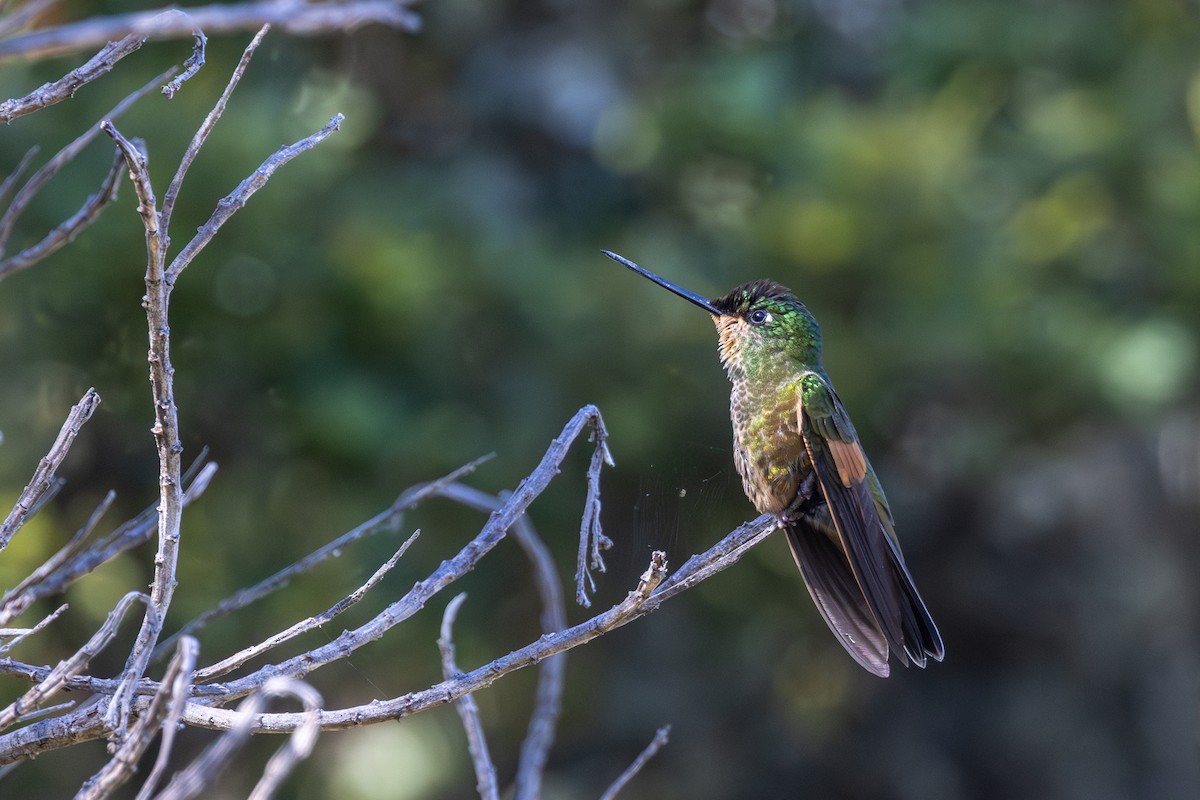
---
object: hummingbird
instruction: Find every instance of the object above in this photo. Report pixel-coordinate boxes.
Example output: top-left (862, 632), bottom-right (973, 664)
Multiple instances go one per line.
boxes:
top-left (604, 250), bottom-right (943, 677)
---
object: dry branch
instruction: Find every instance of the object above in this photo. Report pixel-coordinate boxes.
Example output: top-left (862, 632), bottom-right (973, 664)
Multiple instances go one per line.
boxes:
top-left (0, 432), bottom-right (780, 784)
top-left (151, 678), bottom-right (322, 800)
top-left (77, 636), bottom-right (200, 800)
top-left (0, 149), bottom-right (125, 281)
top-left (132, 637), bottom-right (201, 800)
top-left (0, 0), bottom-right (56, 39)
top-left (0, 0), bottom-right (423, 62)
top-left (0, 388), bottom-right (100, 552)
top-left (179, 548), bottom-right (673, 734)
top-left (0, 16), bottom-right (369, 784)
top-left (98, 24), bottom-right (344, 734)
top-left (439, 593), bottom-right (500, 800)
top-left (507, 515), bottom-right (568, 799)
top-left (99, 113), bottom-right (179, 734)
top-left (576, 423), bottom-right (615, 607)
top-left (0, 148), bottom-right (39, 206)
top-left (242, 682), bottom-right (323, 800)
top-left (155, 455), bottom-right (490, 658)
top-left (203, 406), bottom-right (611, 705)
top-left (160, 25), bottom-right (207, 100)
top-left (434, 483), bottom-right (567, 800)
top-left (13, 458), bottom-right (214, 612)
top-left (0, 660), bottom-right (224, 699)
top-left (174, 513), bottom-right (777, 736)
top-left (0, 66), bottom-right (176, 281)
top-left (598, 725), bottom-right (672, 800)
top-left (160, 22), bottom-right (267, 231)
top-left (0, 591), bottom-right (145, 730)
top-left (0, 490), bottom-right (114, 626)
top-left (0, 66), bottom-right (174, 255)
top-left (0, 33), bottom-right (145, 124)
top-left (167, 111), bottom-right (345, 281)
top-left (0, 604), bottom-right (67, 656)
top-left (195, 531), bottom-right (421, 681)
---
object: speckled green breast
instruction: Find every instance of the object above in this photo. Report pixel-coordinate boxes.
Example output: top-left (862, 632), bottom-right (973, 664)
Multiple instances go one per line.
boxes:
top-left (729, 377), bottom-right (810, 516)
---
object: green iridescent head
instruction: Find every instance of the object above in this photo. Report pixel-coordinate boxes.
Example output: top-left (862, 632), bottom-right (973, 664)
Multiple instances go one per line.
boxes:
top-left (710, 280), bottom-right (822, 375)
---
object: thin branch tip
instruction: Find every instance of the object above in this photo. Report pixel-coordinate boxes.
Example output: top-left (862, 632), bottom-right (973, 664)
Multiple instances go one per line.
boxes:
top-left (160, 26), bottom-right (208, 99)
top-left (0, 388), bottom-right (102, 552)
top-left (598, 724), bottom-right (672, 800)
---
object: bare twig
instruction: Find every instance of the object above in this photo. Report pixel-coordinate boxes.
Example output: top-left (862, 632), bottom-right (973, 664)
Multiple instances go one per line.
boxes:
top-left (439, 594), bottom-right (500, 800)
top-left (155, 454), bottom-right (491, 659)
top-left (167, 112), bottom-right (344, 281)
top-left (435, 483), bottom-right (567, 800)
top-left (161, 23), bottom-right (267, 228)
top-left (0, 490), bottom-right (115, 627)
top-left (1, 416), bottom-right (593, 758)
top-left (0, 147), bottom-right (39, 205)
top-left (160, 24), bottom-right (207, 100)
top-left (0, 591), bottom-right (145, 731)
top-left (178, 551), bottom-right (669, 734)
top-left (0, 388), bottom-right (100, 553)
top-left (0, 512), bottom-right (777, 764)
top-left (182, 461), bottom-right (219, 503)
top-left (645, 514), bottom-right (777, 604)
top-left (0, 0), bottom-right (56, 39)
top-left (245, 688), bottom-right (323, 800)
top-left (0, 66), bottom-right (175, 263)
top-left (21, 459), bottom-right (214, 610)
top-left (0, 703), bottom-right (108, 765)
top-left (0, 33), bottom-right (145, 124)
top-left (0, 147), bottom-right (124, 280)
top-left (510, 512), bottom-right (569, 800)
top-left (132, 637), bottom-right (201, 800)
top-left (77, 636), bottom-right (200, 800)
top-left (0, 604), bottom-right (67, 656)
top-left (174, 513), bottom-right (778, 737)
top-left (0, 660), bottom-right (224, 699)
top-left (598, 725), bottom-right (671, 800)
top-left (100, 113), bottom-right (177, 735)
top-left (201, 407), bottom-right (611, 704)
top-left (151, 678), bottom-right (322, 800)
top-left (0, 0), bottom-right (423, 62)
top-left (1, 700), bottom-right (74, 726)
top-left (576, 422), bottom-right (615, 607)
top-left (195, 530), bottom-right (421, 681)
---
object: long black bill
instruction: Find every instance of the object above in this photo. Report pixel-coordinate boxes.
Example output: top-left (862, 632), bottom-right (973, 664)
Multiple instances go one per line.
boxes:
top-left (602, 250), bottom-right (722, 315)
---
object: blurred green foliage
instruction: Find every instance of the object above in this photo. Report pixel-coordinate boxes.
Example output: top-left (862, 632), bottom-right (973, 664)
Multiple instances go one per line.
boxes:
top-left (2, 0), bottom-right (1199, 797)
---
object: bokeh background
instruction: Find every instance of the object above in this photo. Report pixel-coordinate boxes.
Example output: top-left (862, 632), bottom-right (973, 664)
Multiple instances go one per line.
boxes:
top-left (2, 0), bottom-right (1199, 797)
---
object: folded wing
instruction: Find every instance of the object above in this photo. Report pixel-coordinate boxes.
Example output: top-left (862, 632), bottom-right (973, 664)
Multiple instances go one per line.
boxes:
top-left (795, 372), bottom-right (944, 671)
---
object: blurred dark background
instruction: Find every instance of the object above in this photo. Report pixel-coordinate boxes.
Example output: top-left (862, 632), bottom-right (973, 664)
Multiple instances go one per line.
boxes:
top-left (2, 0), bottom-right (1199, 797)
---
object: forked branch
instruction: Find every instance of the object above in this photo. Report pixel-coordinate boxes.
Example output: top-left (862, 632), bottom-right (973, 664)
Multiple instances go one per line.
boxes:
top-left (98, 24), bottom-right (344, 735)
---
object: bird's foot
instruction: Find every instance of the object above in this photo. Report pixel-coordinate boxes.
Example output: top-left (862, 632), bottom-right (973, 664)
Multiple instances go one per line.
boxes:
top-left (797, 471), bottom-right (817, 503)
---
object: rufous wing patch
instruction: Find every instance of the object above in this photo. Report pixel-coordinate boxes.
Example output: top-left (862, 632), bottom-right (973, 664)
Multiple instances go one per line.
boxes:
top-left (827, 437), bottom-right (867, 487)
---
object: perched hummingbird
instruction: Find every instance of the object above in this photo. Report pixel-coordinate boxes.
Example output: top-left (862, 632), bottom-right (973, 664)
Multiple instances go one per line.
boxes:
top-left (604, 250), bottom-right (943, 677)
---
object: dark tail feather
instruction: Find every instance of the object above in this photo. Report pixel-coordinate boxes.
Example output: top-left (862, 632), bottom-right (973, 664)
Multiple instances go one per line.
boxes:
top-left (785, 523), bottom-right (891, 677)
top-left (884, 535), bottom-right (945, 665)
top-left (801, 438), bottom-right (943, 671)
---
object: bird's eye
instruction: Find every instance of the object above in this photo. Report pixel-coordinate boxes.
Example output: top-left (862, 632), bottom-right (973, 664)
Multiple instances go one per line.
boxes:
top-left (748, 308), bottom-right (771, 325)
